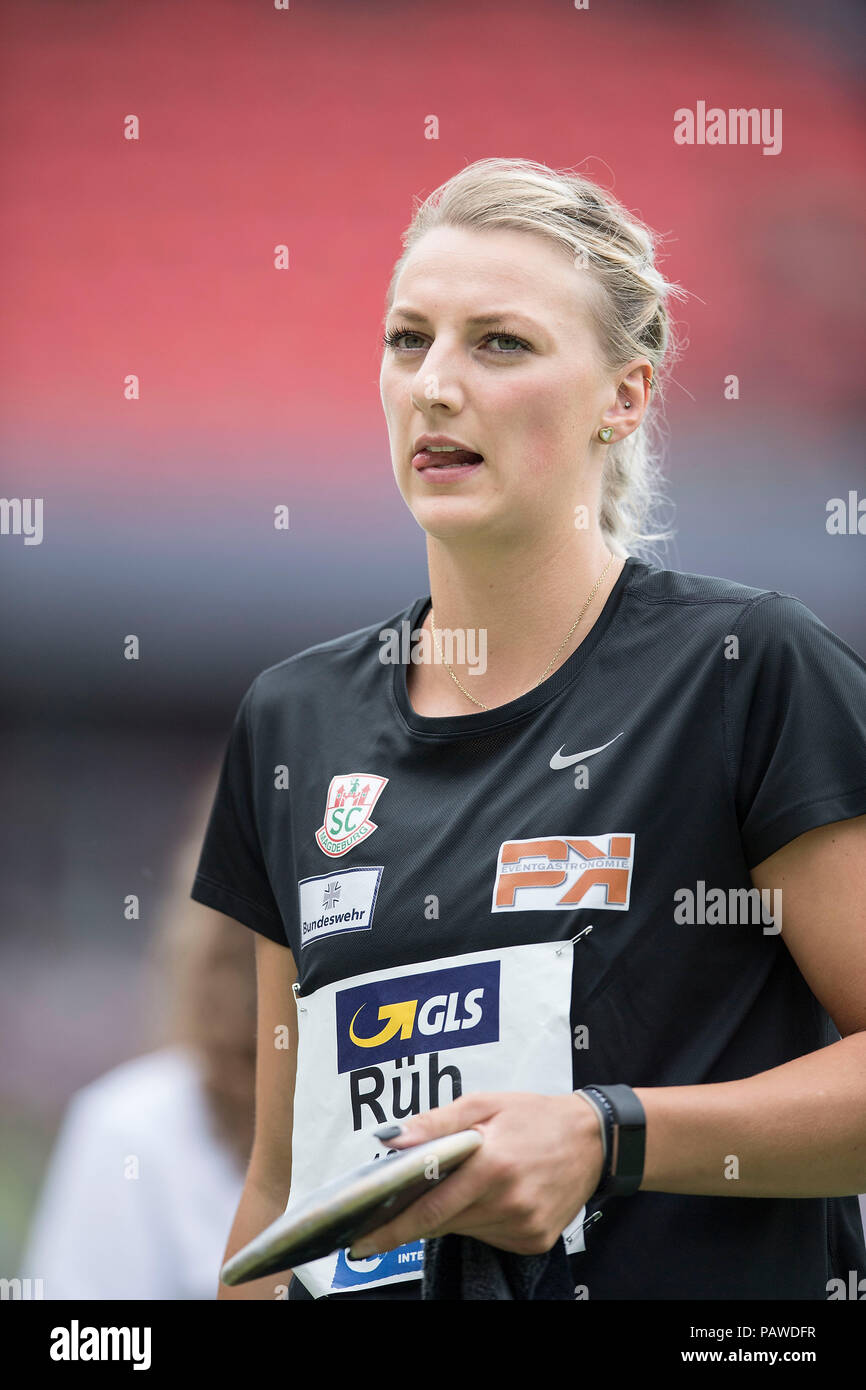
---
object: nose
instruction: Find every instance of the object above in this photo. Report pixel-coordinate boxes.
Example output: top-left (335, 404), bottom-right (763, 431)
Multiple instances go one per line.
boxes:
top-left (410, 360), bottom-right (463, 413)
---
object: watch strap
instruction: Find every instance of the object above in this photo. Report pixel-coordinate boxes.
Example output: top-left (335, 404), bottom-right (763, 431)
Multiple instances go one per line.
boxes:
top-left (578, 1083), bottom-right (646, 1198)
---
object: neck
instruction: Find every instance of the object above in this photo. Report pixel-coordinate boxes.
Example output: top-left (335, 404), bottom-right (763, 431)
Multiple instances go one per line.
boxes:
top-left (422, 529), bottom-right (625, 706)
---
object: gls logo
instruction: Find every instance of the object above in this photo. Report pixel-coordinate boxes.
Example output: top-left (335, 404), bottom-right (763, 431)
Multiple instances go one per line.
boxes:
top-left (335, 961), bottom-right (500, 1073)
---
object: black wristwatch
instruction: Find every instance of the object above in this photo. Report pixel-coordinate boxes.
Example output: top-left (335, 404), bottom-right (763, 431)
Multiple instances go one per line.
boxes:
top-left (576, 1083), bottom-right (646, 1199)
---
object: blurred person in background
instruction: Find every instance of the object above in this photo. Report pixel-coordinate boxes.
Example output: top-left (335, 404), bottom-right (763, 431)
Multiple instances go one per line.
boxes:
top-left (16, 775), bottom-right (256, 1299)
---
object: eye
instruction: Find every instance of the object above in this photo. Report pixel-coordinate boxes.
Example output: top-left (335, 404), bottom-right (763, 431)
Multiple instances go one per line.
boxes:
top-left (382, 326), bottom-right (426, 350)
top-left (483, 333), bottom-right (530, 353)
top-left (382, 325), bottom-right (532, 354)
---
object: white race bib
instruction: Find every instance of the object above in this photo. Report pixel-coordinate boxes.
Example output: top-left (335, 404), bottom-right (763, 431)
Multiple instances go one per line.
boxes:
top-left (287, 938), bottom-right (586, 1297)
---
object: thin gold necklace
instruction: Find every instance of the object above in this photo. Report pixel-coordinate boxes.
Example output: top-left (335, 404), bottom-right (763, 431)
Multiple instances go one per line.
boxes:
top-left (429, 553), bottom-right (616, 711)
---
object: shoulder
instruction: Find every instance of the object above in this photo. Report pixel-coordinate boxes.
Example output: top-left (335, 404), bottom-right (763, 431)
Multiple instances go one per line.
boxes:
top-left (242, 596), bottom-right (424, 713)
top-left (621, 559), bottom-right (842, 650)
top-left (624, 558), bottom-right (793, 615)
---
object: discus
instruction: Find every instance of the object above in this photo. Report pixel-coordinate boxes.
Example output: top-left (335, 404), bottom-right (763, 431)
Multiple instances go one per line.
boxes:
top-left (220, 1127), bottom-right (482, 1284)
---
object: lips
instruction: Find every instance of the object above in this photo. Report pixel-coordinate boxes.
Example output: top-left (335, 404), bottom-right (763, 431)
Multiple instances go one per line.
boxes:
top-left (412, 449), bottom-right (484, 470)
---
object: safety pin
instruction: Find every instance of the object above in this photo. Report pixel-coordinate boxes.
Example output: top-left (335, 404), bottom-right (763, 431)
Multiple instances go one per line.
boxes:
top-left (563, 1209), bottom-right (603, 1248)
top-left (556, 924), bottom-right (593, 955)
top-left (292, 980), bottom-right (307, 1013)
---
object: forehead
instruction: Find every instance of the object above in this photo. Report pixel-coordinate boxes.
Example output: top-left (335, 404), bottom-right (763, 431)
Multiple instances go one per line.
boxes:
top-left (390, 224), bottom-right (599, 330)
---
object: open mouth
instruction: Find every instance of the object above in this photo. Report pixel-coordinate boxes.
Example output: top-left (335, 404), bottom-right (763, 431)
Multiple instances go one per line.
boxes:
top-left (412, 448), bottom-right (484, 470)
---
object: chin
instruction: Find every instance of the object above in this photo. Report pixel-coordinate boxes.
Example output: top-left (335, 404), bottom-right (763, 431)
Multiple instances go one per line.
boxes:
top-left (412, 500), bottom-right (497, 539)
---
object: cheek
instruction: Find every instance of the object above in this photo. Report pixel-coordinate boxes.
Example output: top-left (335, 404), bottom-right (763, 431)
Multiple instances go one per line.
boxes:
top-left (380, 383), bottom-right (403, 457)
top-left (497, 378), bottom-right (584, 479)
top-left (379, 366), bottom-right (399, 419)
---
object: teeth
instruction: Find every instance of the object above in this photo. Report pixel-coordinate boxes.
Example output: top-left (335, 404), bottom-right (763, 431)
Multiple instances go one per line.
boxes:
top-left (426, 445), bottom-right (459, 452)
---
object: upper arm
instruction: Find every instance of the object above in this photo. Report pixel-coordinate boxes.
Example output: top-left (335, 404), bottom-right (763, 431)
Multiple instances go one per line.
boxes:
top-left (750, 814), bottom-right (866, 1038)
top-left (247, 931), bottom-right (299, 1202)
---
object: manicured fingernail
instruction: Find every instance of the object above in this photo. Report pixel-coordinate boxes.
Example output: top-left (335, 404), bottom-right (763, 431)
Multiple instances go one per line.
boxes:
top-left (372, 1122), bottom-right (404, 1140)
top-left (349, 1242), bottom-right (375, 1259)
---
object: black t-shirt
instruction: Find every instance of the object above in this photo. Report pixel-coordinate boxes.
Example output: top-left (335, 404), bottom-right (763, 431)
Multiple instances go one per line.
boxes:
top-left (191, 557), bottom-right (866, 1300)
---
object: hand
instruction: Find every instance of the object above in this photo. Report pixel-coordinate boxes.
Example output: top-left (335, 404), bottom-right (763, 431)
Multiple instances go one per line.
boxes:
top-left (349, 1090), bottom-right (605, 1258)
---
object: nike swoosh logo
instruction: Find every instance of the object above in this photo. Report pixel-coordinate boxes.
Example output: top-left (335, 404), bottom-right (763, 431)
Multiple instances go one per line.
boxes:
top-left (549, 731), bottom-right (625, 770)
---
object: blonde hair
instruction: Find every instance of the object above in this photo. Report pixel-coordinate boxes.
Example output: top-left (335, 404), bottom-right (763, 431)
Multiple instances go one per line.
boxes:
top-left (384, 157), bottom-right (687, 562)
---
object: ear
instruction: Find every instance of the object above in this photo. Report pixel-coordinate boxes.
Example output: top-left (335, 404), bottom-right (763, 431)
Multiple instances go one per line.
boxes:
top-left (597, 361), bottom-right (653, 443)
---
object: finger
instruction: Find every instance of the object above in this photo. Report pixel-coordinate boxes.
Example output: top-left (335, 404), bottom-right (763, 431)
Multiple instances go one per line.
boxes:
top-left (348, 1143), bottom-right (489, 1257)
top-left (371, 1091), bottom-right (497, 1149)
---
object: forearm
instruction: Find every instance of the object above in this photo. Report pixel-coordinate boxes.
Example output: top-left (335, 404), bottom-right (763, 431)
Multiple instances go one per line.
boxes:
top-left (632, 1032), bottom-right (866, 1198)
top-left (217, 1174), bottom-right (294, 1301)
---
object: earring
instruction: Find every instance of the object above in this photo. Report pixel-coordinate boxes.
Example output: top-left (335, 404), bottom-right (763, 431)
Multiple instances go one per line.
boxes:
top-left (598, 426), bottom-right (614, 442)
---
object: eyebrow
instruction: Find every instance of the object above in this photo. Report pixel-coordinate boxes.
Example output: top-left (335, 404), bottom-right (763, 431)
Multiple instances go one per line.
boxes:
top-left (387, 306), bottom-right (544, 332)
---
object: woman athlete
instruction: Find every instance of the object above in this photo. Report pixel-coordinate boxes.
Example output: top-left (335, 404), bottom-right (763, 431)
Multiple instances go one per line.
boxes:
top-left (196, 157), bottom-right (866, 1301)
